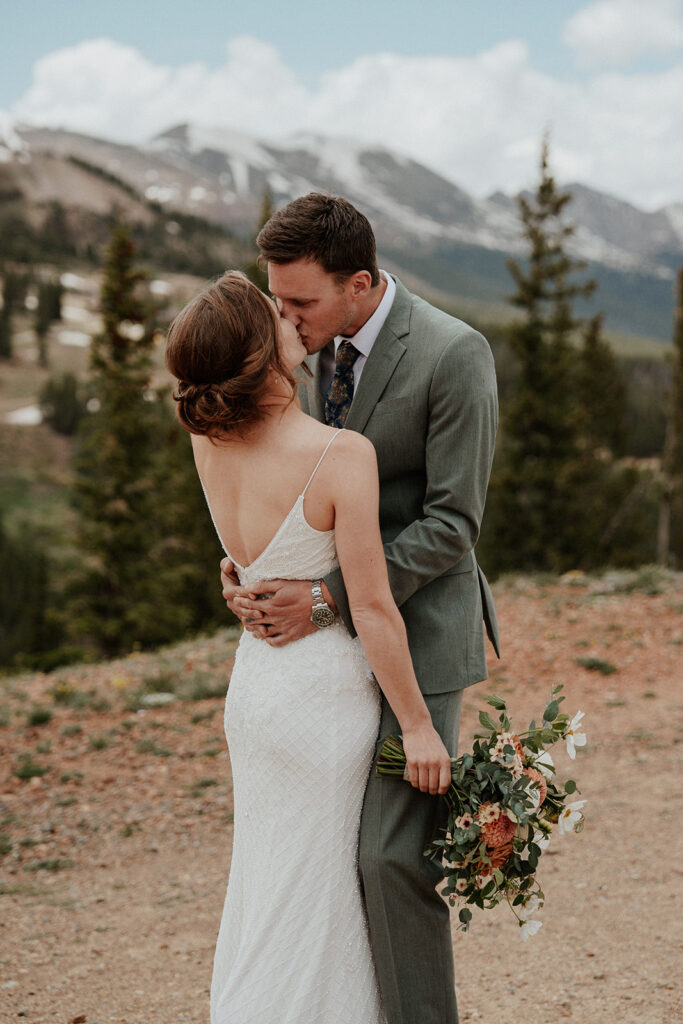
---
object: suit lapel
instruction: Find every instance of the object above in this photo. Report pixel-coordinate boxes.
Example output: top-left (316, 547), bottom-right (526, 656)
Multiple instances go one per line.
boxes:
top-left (299, 352), bottom-right (324, 422)
top-left (344, 277), bottom-right (412, 435)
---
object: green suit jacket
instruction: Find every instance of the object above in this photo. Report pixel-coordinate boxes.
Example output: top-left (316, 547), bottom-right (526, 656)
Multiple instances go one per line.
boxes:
top-left (299, 276), bottom-right (500, 694)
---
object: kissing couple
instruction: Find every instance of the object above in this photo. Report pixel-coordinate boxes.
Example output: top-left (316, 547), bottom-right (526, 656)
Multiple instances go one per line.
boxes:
top-left (165, 192), bottom-right (500, 1024)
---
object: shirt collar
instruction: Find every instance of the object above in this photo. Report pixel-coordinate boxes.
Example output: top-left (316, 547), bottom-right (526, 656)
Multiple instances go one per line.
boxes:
top-left (334, 270), bottom-right (396, 358)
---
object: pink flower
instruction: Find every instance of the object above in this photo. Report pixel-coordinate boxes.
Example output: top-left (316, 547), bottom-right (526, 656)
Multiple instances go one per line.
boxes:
top-left (455, 812), bottom-right (474, 829)
top-left (477, 801), bottom-right (501, 825)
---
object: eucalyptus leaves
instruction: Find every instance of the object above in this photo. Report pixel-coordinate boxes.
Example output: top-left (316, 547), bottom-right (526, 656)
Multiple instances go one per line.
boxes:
top-left (376, 686), bottom-right (586, 936)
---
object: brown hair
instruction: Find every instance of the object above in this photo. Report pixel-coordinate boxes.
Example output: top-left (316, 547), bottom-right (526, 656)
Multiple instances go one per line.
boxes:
top-left (165, 271), bottom-right (296, 438)
top-left (257, 192), bottom-right (380, 287)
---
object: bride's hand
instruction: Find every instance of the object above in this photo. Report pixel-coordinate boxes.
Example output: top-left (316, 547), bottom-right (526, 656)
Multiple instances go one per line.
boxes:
top-left (234, 579), bottom-right (337, 646)
top-left (401, 725), bottom-right (452, 796)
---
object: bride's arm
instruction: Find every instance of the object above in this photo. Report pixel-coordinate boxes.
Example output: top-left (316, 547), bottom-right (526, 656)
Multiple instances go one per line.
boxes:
top-left (332, 432), bottom-right (452, 796)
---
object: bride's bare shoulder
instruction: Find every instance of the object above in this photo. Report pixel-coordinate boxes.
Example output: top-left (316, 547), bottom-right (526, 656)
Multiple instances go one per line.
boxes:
top-left (326, 429), bottom-right (377, 476)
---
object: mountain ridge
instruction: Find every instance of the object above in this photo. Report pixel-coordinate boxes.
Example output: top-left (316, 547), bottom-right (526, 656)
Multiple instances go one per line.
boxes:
top-left (2, 118), bottom-right (681, 341)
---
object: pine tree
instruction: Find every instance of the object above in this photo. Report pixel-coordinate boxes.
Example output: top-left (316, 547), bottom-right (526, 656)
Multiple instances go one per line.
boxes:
top-left (0, 269), bottom-right (30, 361)
top-left (578, 313), bottom-right (625, 454)
top-left (0, 311), bottom-right (11, 360)
top-left (34, 278), bottom-right (64, 368)
top-left (488, 138), bottom-right (605, 573)
top-left (657, 268), bottom-right (683, 565)
top-left (244, 189), bottom-right (275, 292)
top-left (40, 373), bottom-right (86, 436)
top-left (73, 224), bottom-right (185, 656)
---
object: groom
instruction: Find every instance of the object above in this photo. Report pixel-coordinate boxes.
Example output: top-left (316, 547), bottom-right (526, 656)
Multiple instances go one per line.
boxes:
top-left (221, 193), bottom-right (499, 1023)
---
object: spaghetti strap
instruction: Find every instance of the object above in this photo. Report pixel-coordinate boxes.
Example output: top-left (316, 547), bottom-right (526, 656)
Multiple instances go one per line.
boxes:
top-left (301, 430), bottom-right (343, 496)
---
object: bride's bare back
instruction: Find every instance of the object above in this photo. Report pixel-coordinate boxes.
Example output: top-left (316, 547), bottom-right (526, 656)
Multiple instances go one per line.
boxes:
top-left (191, 412), bottom-right (340, 570)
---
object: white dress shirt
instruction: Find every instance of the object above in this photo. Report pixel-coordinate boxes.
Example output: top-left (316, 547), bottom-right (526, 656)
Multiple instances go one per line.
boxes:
top-left (319, 270), bottom-right (396, 400)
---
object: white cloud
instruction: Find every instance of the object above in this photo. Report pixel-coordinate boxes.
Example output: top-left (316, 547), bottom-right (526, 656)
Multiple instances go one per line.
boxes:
top-left (564, 0), bottom-right (683, 67)
top-left (10, 35), bottom-right (683, 208)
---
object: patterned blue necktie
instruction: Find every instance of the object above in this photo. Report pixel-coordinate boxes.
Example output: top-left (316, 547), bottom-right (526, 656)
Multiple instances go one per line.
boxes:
top-left (324, 340), bottom-right (360, 428)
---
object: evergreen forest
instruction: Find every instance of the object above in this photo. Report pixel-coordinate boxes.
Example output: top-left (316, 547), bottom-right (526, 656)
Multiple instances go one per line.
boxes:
top-left (1, 144), bottom-right (681, 672)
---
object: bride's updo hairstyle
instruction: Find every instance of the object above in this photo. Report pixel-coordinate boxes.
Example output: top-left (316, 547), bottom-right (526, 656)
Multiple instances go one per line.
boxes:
top-left (165, 271), bottom-right (296, 439)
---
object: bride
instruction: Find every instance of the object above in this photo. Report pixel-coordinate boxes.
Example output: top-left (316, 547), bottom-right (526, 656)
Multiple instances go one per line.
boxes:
top-left (165, 271), bottom-right (451, 1024)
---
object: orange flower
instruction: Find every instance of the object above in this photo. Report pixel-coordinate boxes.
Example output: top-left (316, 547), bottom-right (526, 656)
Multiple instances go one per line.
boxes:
top-left (481, 813), bottom-right (516, 849)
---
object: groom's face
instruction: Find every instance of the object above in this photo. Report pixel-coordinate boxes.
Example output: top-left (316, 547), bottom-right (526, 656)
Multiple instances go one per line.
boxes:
top-left (267, 259), bottom-right (357, 355)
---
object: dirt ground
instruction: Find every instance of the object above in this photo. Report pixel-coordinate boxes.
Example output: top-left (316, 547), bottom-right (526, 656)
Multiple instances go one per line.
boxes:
top-left (1, 571), bottom-right (682, 1024)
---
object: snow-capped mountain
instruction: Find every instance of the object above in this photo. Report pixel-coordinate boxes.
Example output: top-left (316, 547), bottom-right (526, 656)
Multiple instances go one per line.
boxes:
top-left (3, 118), bottom-right (682, 339)
top-left (15, 120), bottom-right (683, 277)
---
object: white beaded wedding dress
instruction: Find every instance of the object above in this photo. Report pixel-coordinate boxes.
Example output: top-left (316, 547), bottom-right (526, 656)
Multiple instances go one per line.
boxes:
top-left (204, 433), bottom-right (386, 1024)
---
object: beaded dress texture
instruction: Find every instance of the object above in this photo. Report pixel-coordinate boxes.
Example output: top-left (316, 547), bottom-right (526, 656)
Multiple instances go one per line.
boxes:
top-left (204, 432), bottom-right (386, 1024)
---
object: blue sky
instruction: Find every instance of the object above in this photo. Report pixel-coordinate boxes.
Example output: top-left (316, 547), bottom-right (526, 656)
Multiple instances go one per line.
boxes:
top-left (2, 0), bottom-right (591, 101)
top-left (3, 0), bottom-right (682, 207)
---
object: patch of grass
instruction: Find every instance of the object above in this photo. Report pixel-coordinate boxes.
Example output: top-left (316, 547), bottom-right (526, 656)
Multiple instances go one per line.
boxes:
top-left (187, 678), bottom-right (228, 702)
top-left (201, 747), bottom-right (222, 758)
top-left (191, 708), bottom-right (217, 724)
top-left (625, 565), bottom-right (669, 595)
top-left (23, 857), bottom-right (74, 873)
top-left (627, 728), bottom-right (654, 742)
top-left (575, 656), bottom-right (618, 675)
top-left (60, 723), bottom-right (83, 737)
top-left (142, 673), bottom-right (179, 694)
top-left (135, 738), bottom-right (173, 757)
top-left (605, 698), bottom-right (627, 707)
top-left (89, 696), bottom-right (111, 712)
top-left (26, 706), bottom-right (53, 727)
top-left (48, 680), bottom-right (89, 707)
top-left (19, 837), bottom-right (39, 847)
top-left (47, 681), bottom-right (110, 712)
top-left (13, 753), bottom-right (50, 779)
top-left (186, 777), bottom-right (219, 797)
top-left (35, 740), bottom-right (52, 753)
top-left (89, 732), bottom-right (111, 751)
top-left (0, 882), bottom-right (49, 896)
top-left (0, 832), bottom-right (12, 856)
top-left (55, 795), bottom-right (77, 807)
top-left (59, 770), bottom-right (83, 783)
top-left (642, 691), bottom-right (657, 699)
top-left (121, 822), bottom-right (141, 837)
top-left (0, 709), bottom-right (10, 727)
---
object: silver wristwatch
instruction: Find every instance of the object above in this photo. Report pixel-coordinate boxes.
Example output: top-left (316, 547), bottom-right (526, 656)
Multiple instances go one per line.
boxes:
top-left (310, 579), bottom-right (335, 628)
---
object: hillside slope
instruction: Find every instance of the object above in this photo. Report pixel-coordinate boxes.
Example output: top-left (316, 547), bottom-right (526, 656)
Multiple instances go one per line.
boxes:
top-left (1, 570), bottom-right (681, 1023)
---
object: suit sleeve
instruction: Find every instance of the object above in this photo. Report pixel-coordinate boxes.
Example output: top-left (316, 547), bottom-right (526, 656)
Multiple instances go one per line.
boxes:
top-left (325, 327), bottom-right (498, 632)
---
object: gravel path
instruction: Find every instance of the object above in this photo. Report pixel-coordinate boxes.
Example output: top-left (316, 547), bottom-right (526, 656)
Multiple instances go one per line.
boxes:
top-left (1, 572), bottom-right (682, 1024)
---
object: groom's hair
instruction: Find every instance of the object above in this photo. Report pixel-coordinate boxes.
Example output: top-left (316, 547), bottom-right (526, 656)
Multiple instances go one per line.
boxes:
top-left (257, 193), bottom-right (380, 287)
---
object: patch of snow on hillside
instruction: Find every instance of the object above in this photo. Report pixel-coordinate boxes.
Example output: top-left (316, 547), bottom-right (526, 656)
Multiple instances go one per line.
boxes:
top-left (227, 158), bottom-right (251, 197)
top-left (0, 112), bottom-right (26, 163)
top-left (4, 405), bottom-right (42, 425)
top-left (665, 203), bottom-right (683, 246)
top-left (58, 330), bottom-right (91, 348)
top-left (187, 125), bottom-right (275, 171)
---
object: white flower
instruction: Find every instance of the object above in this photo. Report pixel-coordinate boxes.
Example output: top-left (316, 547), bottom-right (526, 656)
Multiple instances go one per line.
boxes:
top-left (518, 895), bottom-right (543, 920)
top-left (558, 799), bottom-right (587, 835)
top-left (520, 919), bottom-right (543, 941)
top-left (565, 711), bottom-right (587, 759)
top-left (534, 750), bottom-right (555, 779)
top-left (455, 878), bottom-right (468, 893)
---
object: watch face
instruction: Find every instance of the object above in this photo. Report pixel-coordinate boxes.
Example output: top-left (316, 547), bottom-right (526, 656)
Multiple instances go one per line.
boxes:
top-left (311, 606), bottom-right (335, 627)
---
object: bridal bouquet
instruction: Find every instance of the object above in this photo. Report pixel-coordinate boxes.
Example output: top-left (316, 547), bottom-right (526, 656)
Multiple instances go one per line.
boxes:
top-left (376, 686), bottom-right (586, 938)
